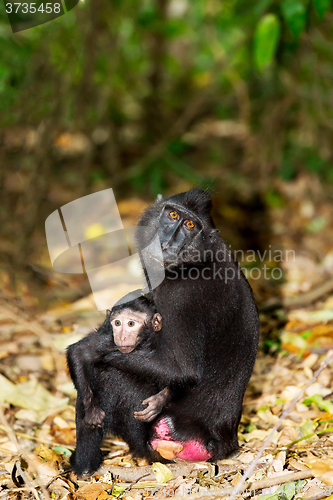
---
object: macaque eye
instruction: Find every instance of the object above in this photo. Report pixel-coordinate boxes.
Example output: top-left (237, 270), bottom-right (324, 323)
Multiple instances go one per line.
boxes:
top-left (169, 211), bottom-right (178, 219)
top-left (128, 321), bottom-right (135, 327)
top-left (185, 220), bottom-right (195, 229)
top-left (114, 320), bottom-right (121, 326)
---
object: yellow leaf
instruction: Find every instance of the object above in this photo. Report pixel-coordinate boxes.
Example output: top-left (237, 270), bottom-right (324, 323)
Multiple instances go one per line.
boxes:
top-left (152, 462), bottom-right (173, 483)
top-left (97, 493), bottom-right (114, 500)
top-left (306, 457), bottom-right (333, 486)
top-left (0, 374), bottom-right (68, 422)
top-left (38, 444), bottom-right (61, 462)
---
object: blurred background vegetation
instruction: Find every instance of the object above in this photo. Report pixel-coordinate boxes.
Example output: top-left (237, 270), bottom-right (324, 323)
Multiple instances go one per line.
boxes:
top-left (1, 0), bottom-right (333, 330)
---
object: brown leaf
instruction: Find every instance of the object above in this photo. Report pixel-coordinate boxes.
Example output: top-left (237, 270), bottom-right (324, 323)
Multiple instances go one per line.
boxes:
top-left (27, 454), bottom-right (59, 482)
top-left (306, 457), bottom-right (333, 486)
top-left (97, 493), bottom-right (115, 500)
top-left (75, 482), bottom-right (111, 500)
top-left (38, 444), bottom-right (61, 463)
top-left (231, 471), bottom-right (243, 486)
top-left (277, 427), bottom-right (297, 446)
top-left (288, 459), bottom-right (311, 471)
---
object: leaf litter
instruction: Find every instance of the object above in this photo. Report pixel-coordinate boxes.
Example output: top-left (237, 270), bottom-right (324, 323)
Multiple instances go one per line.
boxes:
top-left (2, 191), bottom-right (333, 499)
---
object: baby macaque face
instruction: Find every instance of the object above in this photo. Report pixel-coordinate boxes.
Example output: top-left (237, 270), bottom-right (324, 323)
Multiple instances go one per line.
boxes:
top-left (111, 309), bottom-right (162, 353)
top-left (111, 309), bottom-right (147, 353)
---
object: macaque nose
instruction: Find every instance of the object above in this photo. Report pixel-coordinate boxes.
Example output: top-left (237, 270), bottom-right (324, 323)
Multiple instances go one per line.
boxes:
top-left (160, 222), bottom-right (181, 250)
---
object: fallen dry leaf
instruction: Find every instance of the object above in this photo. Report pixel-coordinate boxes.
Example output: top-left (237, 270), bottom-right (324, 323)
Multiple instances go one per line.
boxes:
top-left (75, 482), bottom-right (111, 500)
top-left (305, 457), bottom-right (333, 486)
top-left (27, 453), bottom-right (59, 482)
top-left (0, 374), bottom-right (68, 421)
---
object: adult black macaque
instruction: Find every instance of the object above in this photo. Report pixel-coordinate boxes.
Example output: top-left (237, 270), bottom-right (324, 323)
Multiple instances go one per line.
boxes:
top-left (68, 188), bottom-right (259, 475)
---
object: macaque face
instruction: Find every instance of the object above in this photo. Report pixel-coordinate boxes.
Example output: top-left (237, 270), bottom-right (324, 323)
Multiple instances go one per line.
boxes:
top-left (111, 309), bottom-right (147, 353)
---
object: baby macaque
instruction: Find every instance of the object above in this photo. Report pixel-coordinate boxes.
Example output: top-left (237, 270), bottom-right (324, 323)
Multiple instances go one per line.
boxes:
top-left (67, 295), bottom-right (171, 431)
top-left (109, 300), bottom-right (171, 422)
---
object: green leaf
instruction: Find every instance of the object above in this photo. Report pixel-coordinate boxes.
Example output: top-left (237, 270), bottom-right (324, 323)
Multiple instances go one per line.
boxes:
top-left (313, 0), bottom-right (332, 18)
top-left (244, 423), bottom-right (257, 433)
top-left (52, 446), bottom-right (72, 457)
top-left (282, 481), bottom-right (297, 500)
top-left (254, 14), bottom-right (280, 71)
top-left (302, 394), bottom-right (333, 413)
top-left (111, 484), bottom-right (126, 497)
top-left (281, 0), bottom-right (306, 37)
top-left (257, 482), bottom-right (296, 500)
top-left (300, 330), bottom-right (313, 339)
top-left (300, 418), bottom-right (315, 436)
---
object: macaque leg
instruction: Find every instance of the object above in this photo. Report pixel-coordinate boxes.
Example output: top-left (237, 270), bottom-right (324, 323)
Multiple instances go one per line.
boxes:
top-left (71, 397), bottom-right (104, 477)
top-left (134, 387), bottom-right (171, 422)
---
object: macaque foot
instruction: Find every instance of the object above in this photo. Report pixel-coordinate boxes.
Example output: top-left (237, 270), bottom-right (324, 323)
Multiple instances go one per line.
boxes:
top-left (150, 417), bottom-right (215, 461)
top-left (84, 405), bottom-right (105, 428)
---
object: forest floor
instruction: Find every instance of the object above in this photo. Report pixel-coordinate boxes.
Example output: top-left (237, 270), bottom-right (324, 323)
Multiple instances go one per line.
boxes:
top-left (1, 180), bottom-right (333, 500)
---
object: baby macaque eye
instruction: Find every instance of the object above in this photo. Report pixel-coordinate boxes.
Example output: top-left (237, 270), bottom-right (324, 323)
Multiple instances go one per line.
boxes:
top-left (128, 321), bottom-right (135, 327)
top-left (114, 320), bottom-right (121, 326)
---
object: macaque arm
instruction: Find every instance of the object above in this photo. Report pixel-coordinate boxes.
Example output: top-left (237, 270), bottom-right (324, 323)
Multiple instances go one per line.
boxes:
top-left (102, 344), bottom-right (202, 387)
top-left (67, 327), bottom-right (115, 427)
top-left (134, 387), bottom-right (172, 422)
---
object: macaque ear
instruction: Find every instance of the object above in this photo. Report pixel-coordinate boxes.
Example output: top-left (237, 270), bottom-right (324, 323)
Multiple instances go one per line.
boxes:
top-left (106, 309), bottom-right (112, 319)
top-left (152, 313), bottom-right (162, 331)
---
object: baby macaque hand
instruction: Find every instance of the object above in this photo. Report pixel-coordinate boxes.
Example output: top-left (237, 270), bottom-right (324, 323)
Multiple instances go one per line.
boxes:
top-left (84, 404), bottom-right (106, 428)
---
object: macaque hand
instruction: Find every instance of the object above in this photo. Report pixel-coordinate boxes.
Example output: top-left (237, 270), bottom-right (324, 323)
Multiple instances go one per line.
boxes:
top-left (84, 404), bottom-right (106, 428)
top-left (134, 387), bottom-right (171, 422)
top-left (134, 395), bottom-right (165, 422)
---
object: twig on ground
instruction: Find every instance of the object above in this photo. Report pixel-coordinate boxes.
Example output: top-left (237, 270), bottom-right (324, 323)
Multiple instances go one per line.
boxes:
top-left (240, 470), bottom-right (314, 492)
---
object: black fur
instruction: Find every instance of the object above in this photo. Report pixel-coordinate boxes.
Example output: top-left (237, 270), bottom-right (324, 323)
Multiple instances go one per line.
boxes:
top-left (67, 295), bottom-right (161, 475)
top-left (67, 188), bottom-right (259, 475)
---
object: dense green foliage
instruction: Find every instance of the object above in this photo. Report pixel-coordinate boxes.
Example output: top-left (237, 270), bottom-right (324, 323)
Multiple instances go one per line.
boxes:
top-left (1, 0), bottom-right (333, 193)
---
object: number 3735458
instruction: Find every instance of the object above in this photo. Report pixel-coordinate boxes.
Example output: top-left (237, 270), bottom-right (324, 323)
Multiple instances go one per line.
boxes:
top-left (5, 3), bottom-right (61, 13)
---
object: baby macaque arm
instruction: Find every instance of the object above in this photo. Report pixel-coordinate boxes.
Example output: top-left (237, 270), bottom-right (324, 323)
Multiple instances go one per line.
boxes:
top-left (67, 328), bottom-right (113, 428)
top-left (134, 386), bottom-right (172, 422)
